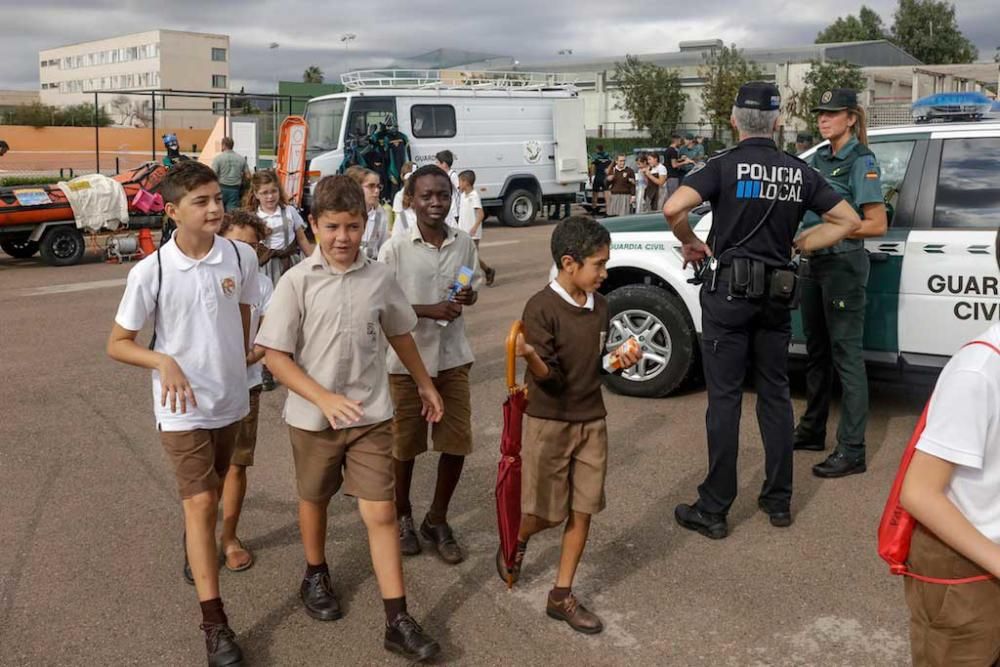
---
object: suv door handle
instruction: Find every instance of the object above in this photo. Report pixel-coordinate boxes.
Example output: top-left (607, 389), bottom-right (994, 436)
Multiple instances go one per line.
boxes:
top-left (868, 251), bottom-right (890, 263)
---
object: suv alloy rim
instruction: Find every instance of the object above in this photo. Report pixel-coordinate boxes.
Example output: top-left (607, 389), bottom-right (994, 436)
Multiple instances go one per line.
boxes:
top-left (608, 308), bottom-right (672, 382)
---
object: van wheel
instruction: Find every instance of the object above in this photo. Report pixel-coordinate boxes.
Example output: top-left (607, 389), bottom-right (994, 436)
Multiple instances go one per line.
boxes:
top-left (1, 238), bottom-right (40, 259)
top-left (39, 226), bottom-right (86, 266)
top-left (602, 285), bottom-right (696, 397)
top-left (502, 189), bottom-right (537, 227)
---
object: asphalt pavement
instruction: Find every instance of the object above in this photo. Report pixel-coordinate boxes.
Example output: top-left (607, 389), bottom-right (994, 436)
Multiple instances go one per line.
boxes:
top-left (0, 217), bottom-right (926, 666)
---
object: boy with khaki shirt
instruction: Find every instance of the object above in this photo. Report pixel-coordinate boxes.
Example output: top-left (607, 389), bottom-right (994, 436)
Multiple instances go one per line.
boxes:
top-left (378, 165), bottom-right (483, 565)
top-left (255, 175), bottom-right (443, 662)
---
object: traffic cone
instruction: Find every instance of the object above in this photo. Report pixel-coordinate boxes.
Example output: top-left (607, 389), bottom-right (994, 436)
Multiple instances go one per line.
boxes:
top-left (137, 228), bottom-right (156, 258)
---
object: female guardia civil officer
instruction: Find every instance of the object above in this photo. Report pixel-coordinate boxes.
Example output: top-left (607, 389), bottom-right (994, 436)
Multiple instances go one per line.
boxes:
top-left (794, 88), bottom-right (888, 479)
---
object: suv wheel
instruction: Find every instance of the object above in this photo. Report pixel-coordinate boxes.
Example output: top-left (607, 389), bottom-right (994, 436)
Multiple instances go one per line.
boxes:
top-left (603, 285), bottom-right (696, 397)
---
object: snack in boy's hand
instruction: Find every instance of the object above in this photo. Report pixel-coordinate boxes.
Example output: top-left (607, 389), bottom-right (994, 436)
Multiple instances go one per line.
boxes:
top-left (437, 265), bottom-right (475, 326)
top-left (602, 337), bottom-right (642, 373)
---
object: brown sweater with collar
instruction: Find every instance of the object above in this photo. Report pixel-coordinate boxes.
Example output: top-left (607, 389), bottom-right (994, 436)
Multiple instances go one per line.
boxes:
top-left (521, 285), bottom-right (609, 422)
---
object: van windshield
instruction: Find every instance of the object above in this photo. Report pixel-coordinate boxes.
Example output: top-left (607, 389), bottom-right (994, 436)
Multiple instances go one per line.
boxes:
top-left (304, 98), bottom-right (346, 154)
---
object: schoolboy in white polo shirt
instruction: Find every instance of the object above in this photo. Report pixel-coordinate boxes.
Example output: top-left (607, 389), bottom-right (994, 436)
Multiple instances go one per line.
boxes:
top-left (256, 175), bottom-right (444, 663)
top-left (900, 235), bottom-right (1000, 666)
top-left (107, 161), bottom-right (258, 667)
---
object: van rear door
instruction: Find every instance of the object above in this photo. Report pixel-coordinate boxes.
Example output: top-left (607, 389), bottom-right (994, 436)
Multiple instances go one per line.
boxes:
top-left (552, 99), bottom-right (588, 184)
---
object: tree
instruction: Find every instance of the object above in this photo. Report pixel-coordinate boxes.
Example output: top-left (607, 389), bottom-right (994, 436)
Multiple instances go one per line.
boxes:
top-left (788, 59), bottom-right (867, 136)
top-left (613, 55), bottom-right (687, 143)
top-left (303, 65), bottom-right (325, 84)
top-left (891, 0), bottom-right (977, 64)
top-left (816, 5), bottom-right (888, 43)
top-left (700, 44), bottom-right (765, 143)
top-left (5, 101), bottom-right (110, 128)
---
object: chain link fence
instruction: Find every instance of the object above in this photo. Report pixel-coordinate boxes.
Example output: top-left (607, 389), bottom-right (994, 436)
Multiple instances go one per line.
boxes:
top-left (0, 90), bottom-right (310, 185)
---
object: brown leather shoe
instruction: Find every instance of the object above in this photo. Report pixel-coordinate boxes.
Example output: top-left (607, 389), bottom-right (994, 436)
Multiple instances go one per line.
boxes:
top-left (546, 592), bottom-right (603, 634)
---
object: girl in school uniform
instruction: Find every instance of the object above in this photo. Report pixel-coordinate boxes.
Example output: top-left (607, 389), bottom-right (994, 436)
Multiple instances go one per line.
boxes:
top-left (244, 170), bottom-right (314, 285)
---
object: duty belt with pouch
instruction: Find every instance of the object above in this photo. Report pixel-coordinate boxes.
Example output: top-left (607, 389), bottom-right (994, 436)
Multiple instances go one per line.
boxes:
top-left (710, 257), bottom-right (803, 309)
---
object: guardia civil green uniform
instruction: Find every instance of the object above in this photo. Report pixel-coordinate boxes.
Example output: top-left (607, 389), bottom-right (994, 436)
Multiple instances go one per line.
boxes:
top-left (795, 89), bottom-right (883, 477)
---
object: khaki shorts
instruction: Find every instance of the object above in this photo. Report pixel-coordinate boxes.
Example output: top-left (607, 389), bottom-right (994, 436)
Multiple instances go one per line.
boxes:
top-left (160, 421), bottom-right (241, 499)
top-left (389, 363), bottom-right (473, 461)
top-left (521, 415), bottom-right (607, 523)
top-left (289, 420), bottom-right (395, 503)
top-left (230, 386), bottom-right (262, 467)
top-left (905, 524), bottom-right (1000, 666)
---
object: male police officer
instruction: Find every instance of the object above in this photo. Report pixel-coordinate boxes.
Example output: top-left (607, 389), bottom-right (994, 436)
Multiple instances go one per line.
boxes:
top-left (662, 82), bottom-right (862, 539)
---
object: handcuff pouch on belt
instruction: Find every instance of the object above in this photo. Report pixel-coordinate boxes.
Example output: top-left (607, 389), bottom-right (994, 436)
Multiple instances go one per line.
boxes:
top-left (729, 257), bottom-right (766, 299)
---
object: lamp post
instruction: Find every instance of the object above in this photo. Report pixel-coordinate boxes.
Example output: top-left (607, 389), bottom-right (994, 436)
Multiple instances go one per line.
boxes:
top-left (340, 33), bottom-right (356, 74)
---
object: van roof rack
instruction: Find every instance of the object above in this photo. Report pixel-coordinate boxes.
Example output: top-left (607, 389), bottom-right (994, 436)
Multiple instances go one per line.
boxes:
top-left (341, 69), bottom-right (579, 92)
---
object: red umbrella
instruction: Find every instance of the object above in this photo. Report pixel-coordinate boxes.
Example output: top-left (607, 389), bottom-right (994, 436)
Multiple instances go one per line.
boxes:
top-left (496, 320), bottom-right (527, 589)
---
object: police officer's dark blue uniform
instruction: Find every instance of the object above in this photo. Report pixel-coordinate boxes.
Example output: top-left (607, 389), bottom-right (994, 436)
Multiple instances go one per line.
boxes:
top-left (663, 82), bottom-right (853, 539)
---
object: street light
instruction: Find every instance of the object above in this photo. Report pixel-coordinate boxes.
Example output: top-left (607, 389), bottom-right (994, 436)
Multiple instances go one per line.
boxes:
top-left (558, 49), bottom-right (573, 56)
top-left (340, 33), bottom-right (357, 74)
top-left (269, 42), bottom-right (280, 95)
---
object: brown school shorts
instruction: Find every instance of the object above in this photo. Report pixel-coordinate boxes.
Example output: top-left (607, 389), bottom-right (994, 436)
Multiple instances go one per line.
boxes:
top-left (288, 420), bottom-right (395, 503)
top-left (160, 421), bottom-right (241, 499)
top-left (230, 386), bottom-right (262, 467)
top-left (905, 524), bottom-right (1000, 666)
top-left (389, 363), bottom-right (473, 461)
top-left (521, 415), bottom-right (607, 523)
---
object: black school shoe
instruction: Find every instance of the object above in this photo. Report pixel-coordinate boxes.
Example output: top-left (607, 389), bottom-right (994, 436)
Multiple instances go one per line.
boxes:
top-left (384, 613), bottom-right (440, 662)
top-left (300, 571), bottom-right (343, 621)
top-left (398, 515), bottom-right (422, 556)
top-left (261, 368), bottom-right (277, 392)
top-left (757, 499), bottom-right (793, 528)
top-left (812, 451), bottom-right (866, 479)
top-left (201, 623), bottom-right (243, 667)
top-left (420, 517), bottom-right (465, 564)
top-left (674, 503), bottom-right (728, 540)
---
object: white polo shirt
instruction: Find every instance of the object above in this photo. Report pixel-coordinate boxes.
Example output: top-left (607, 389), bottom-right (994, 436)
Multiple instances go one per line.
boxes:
top-left (257, 205), bottom-right (306, 251)
top-left (247, 271), bottom-right (274, 388)
top-left (916, 323), bottom-right (1000, 542)
top-left (457, 190), bottom-right (483, 240)
top-left (115, 236), bottom-right (260, 431)
top-left (446, 169), bottom-right (460, 228)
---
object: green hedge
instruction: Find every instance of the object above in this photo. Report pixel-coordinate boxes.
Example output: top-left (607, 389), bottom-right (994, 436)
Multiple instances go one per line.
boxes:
top-left (0, 175), bottom-right (61, 187)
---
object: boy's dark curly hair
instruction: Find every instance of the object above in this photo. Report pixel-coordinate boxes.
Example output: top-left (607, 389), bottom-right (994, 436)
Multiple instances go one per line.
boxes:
top-left (220, 209), bottom-right (270, 241)
top-left (550, 215), bottom-right (611, 266)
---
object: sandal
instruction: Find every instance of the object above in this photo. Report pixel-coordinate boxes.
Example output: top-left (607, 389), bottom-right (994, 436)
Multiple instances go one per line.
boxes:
top-left (223, 539), bottom-right (254, 572)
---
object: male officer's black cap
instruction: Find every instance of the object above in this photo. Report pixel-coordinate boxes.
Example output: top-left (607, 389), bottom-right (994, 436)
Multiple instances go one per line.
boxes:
top-left (812, 88), bottom-right (858, 113)
top-left (735, 81), bottom-right (781, 111)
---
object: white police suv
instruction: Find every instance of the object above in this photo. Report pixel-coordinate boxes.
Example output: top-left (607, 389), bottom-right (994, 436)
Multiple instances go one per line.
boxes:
top-left (598, 119), bottom-right (1000, 397)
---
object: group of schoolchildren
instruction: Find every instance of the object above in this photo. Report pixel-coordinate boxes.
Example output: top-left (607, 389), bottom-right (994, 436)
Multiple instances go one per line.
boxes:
top-left (105, 142), bottom-right (1000, 667)
top-left (107, 154), bottom-right (633, 665)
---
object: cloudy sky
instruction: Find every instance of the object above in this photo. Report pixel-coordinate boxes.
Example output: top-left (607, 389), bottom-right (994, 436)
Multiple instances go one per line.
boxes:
top-left (2, 0), bottom-right (997, 91)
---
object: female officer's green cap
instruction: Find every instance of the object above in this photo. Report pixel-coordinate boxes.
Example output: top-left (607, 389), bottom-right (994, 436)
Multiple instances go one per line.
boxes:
top-left (812, 88), bottom-right (859, 113)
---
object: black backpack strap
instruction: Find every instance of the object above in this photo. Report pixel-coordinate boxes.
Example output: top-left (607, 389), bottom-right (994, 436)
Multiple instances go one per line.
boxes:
top-left (147, 248), bottom-right (162, 351)
top-left (229, 238), bottom-right (242, 273)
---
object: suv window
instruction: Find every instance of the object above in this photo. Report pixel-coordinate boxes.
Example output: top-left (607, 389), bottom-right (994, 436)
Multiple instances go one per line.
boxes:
top-left (869, 140), bottom-right (916, 226)
top-left (933, 137), bottom-right (1000, 228)
top-left (869, 140), bottom-right (915, 200)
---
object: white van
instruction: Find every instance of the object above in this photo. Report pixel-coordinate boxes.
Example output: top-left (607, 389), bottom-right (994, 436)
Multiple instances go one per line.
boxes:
top-left (303, 70), bottom-right (589, 226)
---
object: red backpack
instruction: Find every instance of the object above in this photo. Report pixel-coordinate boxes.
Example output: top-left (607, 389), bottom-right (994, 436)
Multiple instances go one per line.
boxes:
top-left (877, 340), bottom-right (999, 585)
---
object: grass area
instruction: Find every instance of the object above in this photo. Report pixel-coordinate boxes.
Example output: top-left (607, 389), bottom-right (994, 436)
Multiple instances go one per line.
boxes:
top-left (0, 175), bottom-right (60, 187)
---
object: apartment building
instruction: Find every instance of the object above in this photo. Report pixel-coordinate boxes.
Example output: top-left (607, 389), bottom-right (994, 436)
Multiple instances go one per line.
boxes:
top-left (39, 30), bottom-right (230, 128)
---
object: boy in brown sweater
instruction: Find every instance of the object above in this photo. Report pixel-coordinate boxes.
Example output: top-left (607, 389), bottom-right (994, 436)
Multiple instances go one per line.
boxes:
top-left (500, 216), bottom-right (641, 634)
